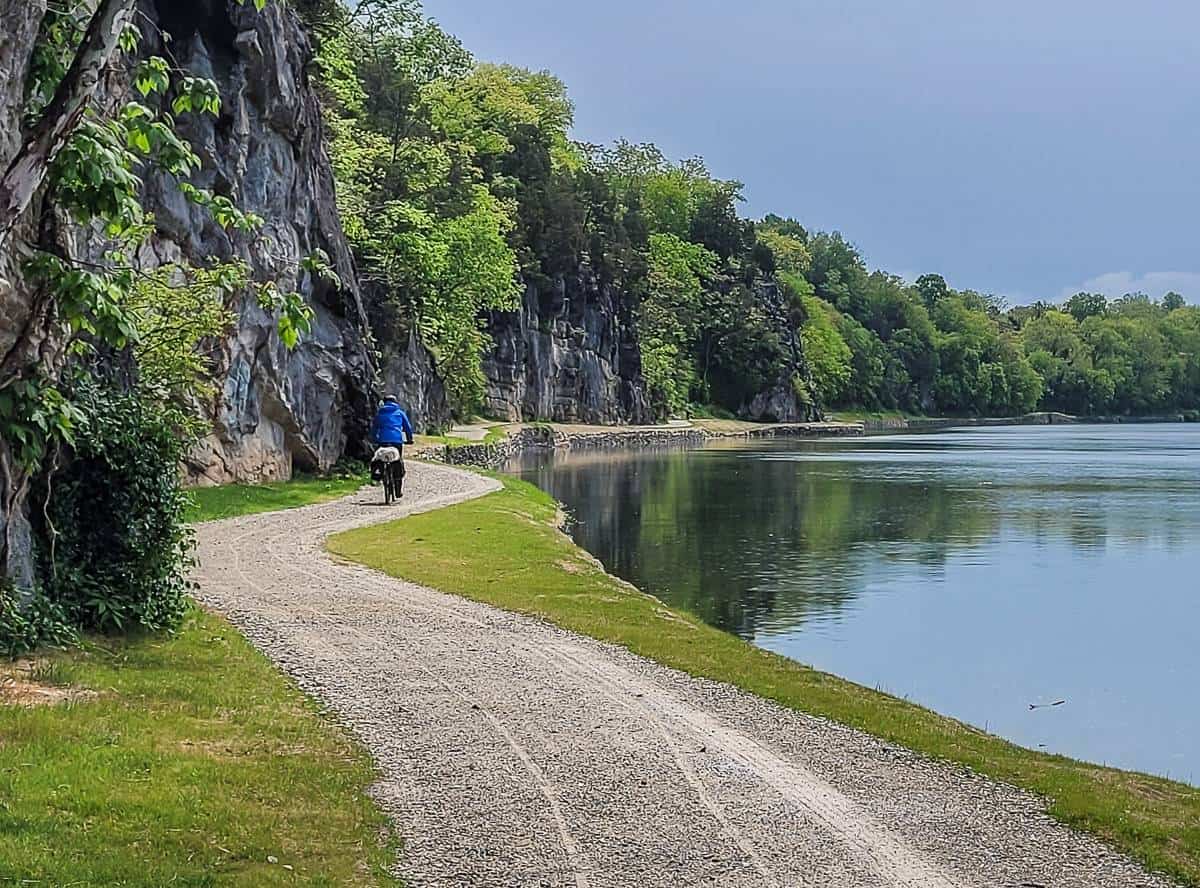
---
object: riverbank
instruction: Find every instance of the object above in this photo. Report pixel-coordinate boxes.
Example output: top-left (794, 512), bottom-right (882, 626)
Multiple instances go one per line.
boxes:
top-left (411, 418), bottom-right (862, 467)
top-left (842, 410), bottom-right (1199, 432)
top-left (322, 470), bottom-right (1196, 885)
top-left (410, 411), bottom-right (1199, 468)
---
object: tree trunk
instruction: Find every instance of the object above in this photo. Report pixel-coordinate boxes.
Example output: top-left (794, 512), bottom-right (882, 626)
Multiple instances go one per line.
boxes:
top-left (0, 0), bottom-right (46, 592)
top-left (0, 0), bottom-right (136, 590)
top-left (0, 0), bottom-right (137, 250)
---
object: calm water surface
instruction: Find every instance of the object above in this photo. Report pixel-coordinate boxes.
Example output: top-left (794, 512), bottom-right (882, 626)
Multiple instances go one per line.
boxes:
top-left (510, 425), bottom-right (1200, 782)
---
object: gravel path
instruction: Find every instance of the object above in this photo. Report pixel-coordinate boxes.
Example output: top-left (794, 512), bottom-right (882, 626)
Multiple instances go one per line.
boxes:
top-left (194, 461), bottom-right (1173, 888)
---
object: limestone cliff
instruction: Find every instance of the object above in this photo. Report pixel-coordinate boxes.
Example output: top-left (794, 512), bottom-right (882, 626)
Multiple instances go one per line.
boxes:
top-left (2, 0), bottom-right (386, 583)
top-left (135, 0), bottom-right (376, 483)
top-left (737, 278), bottom-right (821, 423)
top-left (481, 266), bottom-right (653, 425)
top-left (379, 328), bottom-right (452, 434)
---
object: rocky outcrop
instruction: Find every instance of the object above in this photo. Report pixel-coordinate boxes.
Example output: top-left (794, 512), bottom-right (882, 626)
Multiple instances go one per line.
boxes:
top-left (482, 267), bottom-right (653, 425)
top-left (136, 0), bottom-right (375, 484)
top-left (738, 278), bottom-right (821, 424)
top-left (741, 379), bottom-right (818, 423)
top-left (379, 329), bottom-right (451, 434)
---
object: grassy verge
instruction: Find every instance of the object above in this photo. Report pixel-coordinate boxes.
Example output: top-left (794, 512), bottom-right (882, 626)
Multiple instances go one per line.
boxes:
top-left (827, 408), bottom-right (920, 422)
top-left (0, 608), bottom-right (399, 887)
top-left (415, 424), bottom-right (513, 449)
top-left (186, 474), bottom-right (366, 523)
top-left (328, 475), bottom-right (1200, 885)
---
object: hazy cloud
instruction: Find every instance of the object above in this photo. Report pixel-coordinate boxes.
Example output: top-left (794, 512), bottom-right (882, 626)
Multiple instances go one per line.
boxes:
top-left (1060, 272), bottom-right (1200, 303)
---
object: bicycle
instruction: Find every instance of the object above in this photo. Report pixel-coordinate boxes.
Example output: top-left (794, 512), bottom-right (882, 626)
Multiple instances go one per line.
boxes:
top-left (370, 446), bottom-right (405, 504)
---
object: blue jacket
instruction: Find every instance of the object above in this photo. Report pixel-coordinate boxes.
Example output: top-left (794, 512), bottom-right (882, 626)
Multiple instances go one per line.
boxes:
top-left (371, 402), bottom-right (414, 446)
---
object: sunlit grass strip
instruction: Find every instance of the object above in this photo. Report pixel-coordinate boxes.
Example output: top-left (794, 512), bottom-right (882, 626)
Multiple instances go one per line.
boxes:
top-left (0, 608), bottom-right (401, 887)
top-left (186, 474), bottom-right (366, 523)
top-left (415, 424), bottom-right (514, 449)
top-left (329, 474), bottom-right (1200, 886)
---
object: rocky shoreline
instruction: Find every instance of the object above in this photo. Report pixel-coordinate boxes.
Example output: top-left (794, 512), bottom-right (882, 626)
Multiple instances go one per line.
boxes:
top-left (858, 410), bottom-right (1197, 432)
top-left (410, 421), bottom-right (862, 468)
top-left (410, 409), bottom-right (1199, 469)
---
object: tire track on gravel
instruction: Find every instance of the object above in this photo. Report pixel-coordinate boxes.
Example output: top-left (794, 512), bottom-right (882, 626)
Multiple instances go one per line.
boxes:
top-left (547, 642), bottom-right (959, 888)
top-left (242, 503), bottom-right (593, 888)
top-left (193, 461), bottom-right (1178, 888)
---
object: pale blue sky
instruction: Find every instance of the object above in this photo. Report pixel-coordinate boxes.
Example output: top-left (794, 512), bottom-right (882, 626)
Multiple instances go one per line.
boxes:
top-left (419, 0), bottom-right (1200, 305)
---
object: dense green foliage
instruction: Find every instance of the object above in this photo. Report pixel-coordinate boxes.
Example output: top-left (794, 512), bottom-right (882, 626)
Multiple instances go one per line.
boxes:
top-left (1, 0), bottom-right (312, 651)
top-left (1018, 295), bottom-right (1200, 414)
top-left (0, 585), bottom-right (76, 659)
top-left (314, 1), bottom-right (522, 412)
top-left (588, 144), bottom-right (808, 415)
top-left (765, 235), bottom-right (1043, 415)
top-left (38, 381), bottom-right (195, 632)
top-left (758, 230), bottom-right (1200, 415)
top-left (311, 0), bottom-right (1200, 420)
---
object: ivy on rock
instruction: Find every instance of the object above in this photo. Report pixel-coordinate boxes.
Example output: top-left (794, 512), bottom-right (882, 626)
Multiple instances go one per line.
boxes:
top-left (0, 0), bottom-right (316, 650)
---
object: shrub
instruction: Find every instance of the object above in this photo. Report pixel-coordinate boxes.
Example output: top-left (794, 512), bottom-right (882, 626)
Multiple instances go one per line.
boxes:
top-left (39, 381), bottom-right (194, 633)
top-left (0, 583), bottom-right (76, 659)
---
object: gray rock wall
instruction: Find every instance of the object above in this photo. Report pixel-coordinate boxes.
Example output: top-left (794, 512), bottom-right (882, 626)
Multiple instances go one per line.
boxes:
top-left (136, 0), bottom-right (376, 484)
top-left (737, 278), bottom-right (822, 424)
top-left (380, 329), bottom-right (452, 434)
top-left (482, 267), bottom-right (653, 426)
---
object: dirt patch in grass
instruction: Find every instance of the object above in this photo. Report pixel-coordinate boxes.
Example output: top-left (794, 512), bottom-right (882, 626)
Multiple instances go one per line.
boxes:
top-left (0, 610), bottom-right (400, 887)
top-left (0, 660), bottom-right (96, 707)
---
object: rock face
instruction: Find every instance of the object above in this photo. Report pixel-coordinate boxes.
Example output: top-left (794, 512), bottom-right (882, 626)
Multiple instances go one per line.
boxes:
top-left (379, 329), bottom-right (452, 434)
top-left (482, 268), bottom-right (653, 425)
top-left (738, 279), bottom-right (821, 424)
top-left (741, 379), bottom-right (819, 423)
top-left (138, 0), bottom-right (376, 484)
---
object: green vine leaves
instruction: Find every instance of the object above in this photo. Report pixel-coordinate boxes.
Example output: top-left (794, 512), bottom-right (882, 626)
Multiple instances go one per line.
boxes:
top-left (6, 0), bottom-right (317, 470)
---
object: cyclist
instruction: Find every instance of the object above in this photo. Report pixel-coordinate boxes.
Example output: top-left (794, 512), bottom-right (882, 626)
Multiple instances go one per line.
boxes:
top-left (370, 396), bottom-right (414, 498)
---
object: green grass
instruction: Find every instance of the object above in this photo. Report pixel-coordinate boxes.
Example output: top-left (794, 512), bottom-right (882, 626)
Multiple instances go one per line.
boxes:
top-left (828, 408), bottom-right (921, 422)
top-left (186, 474), bottom-right (366, 523)
top-left (329, 475), bottom-right (1200, 886)
top-left (685, 403), bottom-right (737, 420)
top-left (0, 608), bottom-right (400, 887)
top-left (415, 424), bottom-right (513, 449)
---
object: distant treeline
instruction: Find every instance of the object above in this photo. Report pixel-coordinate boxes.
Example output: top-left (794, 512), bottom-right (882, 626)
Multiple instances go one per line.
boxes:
top-left (766, 233), bottom-right (1200, 417)
top-left (302, 0), bottom-right (1200, 419)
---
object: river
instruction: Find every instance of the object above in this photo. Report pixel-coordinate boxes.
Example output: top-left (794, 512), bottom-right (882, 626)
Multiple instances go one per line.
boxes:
top-left (509, 424), bottom-right (1200, 783)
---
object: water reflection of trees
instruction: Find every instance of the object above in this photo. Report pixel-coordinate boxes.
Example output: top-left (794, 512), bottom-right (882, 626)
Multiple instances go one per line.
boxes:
top-left (519, 446), bottom-right (1000, 639)
top-left (514, 441), bottom-right (1199, 640)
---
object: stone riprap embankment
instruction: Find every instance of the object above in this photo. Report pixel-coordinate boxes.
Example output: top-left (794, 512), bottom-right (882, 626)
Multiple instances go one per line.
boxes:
top-left (411, 421), bottom-right (862, 468)
top-left (855, 411), bottom-right (1197, 432)
top-left (193, 461), bottom-right (1176, 888)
